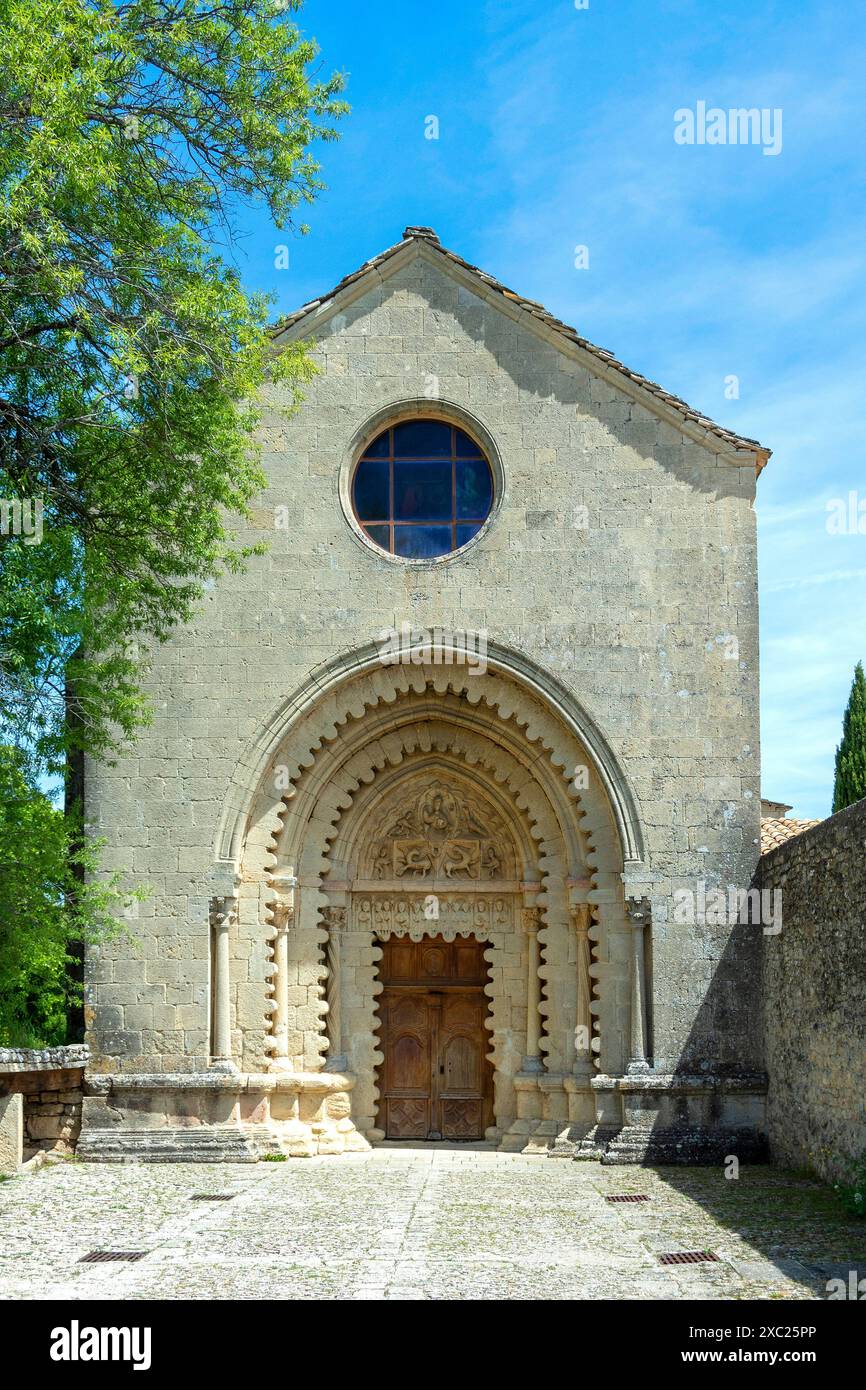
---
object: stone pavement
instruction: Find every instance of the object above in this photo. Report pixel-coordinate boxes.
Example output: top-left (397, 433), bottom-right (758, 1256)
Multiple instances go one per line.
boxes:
top-left (0, 1147), bottom-right (863, 1301)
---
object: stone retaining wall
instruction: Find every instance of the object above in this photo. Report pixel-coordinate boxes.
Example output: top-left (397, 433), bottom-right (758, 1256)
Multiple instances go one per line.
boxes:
top-left (760, 799), bottom-right (866, 1184)
top-left (0, 1045), bottom-right (88, 1162)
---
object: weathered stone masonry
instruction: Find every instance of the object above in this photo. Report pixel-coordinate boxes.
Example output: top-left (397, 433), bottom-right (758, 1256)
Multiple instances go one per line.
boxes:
top-left (79, 228), bottom-right (771, 1161)
top-left (761, 797), bottom-right (866, 1184)
top-left (0, 1045), bottom-right (87, 1166)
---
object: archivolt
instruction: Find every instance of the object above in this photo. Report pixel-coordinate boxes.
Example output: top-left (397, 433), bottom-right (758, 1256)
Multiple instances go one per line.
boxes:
top-left (231, 662), bottom-right (632, 1077)
top-left (216, 640), bottom-right (645, 869)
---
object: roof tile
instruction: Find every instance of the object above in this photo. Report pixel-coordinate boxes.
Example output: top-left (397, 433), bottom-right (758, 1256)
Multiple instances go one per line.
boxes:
top-left (271, 227), bottom-right (771, 467)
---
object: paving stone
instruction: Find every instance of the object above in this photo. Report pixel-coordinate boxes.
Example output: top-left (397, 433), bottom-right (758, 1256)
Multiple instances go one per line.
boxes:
top-left (0, 1151), bottom-right (863, 1301)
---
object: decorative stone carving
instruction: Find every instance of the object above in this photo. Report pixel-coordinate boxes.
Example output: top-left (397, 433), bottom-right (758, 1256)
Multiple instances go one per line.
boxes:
top-left (254, 678), bottom-right (625, 1086)
top-left (321, 905), bottom-right (347, 1071)
top-left (246, 675), bottom-right (630, 1150)
top-left (522, 905), bottom-right (544, 1073)
top-left (266, 873), bottom-right (296, 1069)
top-left (571, 902), bottom-right (594, 1077)
top-left (353, 893), bottom-right (512, 941)
top-left (366, 777), bottom-right (513, 881)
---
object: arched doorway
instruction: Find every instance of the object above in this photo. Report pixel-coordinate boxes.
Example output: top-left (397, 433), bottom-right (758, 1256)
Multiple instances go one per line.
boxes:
top-left (227, 643), bottom-right (639, 1154)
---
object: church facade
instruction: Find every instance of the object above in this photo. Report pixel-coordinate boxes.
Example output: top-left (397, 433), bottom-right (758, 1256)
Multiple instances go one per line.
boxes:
top-left (79, 227), bottom-right (771, 1162)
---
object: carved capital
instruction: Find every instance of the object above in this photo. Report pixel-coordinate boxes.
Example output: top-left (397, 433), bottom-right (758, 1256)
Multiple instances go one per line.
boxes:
top-left (625, 896), bottom-right (651, 930)
top-left (322, 906), bottom-right (347, 932)
top-left (521, 905), bottom-right (541, 934)
top-left (270, 872), bottom-right (297, 931)
top-left (570, 902), bottom-right (591, 936)
top-left (209, 895), bottom-right (237, 932)
top-left (271, 902), bottom-right (293, 931)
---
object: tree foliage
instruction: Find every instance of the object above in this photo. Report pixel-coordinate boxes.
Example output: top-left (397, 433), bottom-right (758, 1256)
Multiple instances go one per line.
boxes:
top-left (0, 0), bottom-right (345, 767)
top-left (0, 745), bottom-right (141, 1045)
top-left (832, 660), bottom-right (866, 814)
top-left (0, 0), bottom-right (344, 1040)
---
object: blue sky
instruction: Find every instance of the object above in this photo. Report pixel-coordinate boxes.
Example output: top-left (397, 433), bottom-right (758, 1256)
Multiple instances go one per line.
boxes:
top-left (233, 0), bottom-right (865, 819)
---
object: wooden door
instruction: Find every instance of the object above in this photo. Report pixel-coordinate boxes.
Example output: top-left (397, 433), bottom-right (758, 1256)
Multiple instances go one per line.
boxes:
top-left (377, 935), bottom-right (493, 1140)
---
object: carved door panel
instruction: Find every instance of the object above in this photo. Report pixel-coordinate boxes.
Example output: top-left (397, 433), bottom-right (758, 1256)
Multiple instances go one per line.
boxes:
top-left (438, 993), bottom-right (489, 1140)
top-left (377, 935), bottom-right (493, 1141)
top-left (378, 991), bottom-right (433, 1139)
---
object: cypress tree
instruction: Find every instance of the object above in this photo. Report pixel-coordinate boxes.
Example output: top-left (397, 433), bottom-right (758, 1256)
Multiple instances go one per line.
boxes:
top-left (832, 661), bottom-right (866, 812)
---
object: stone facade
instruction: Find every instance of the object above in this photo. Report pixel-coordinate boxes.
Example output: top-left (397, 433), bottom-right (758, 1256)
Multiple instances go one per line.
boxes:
top-left (81, 228), bottom-right (769, 1161)
top-left (761, 798), bottom-right (866, 1183)
top-left (0, 1045), bottom-right (88, 1162)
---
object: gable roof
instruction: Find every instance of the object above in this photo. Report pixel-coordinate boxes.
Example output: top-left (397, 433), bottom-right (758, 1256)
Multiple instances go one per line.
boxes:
top-left (272, 226), bottom-right (771, 471)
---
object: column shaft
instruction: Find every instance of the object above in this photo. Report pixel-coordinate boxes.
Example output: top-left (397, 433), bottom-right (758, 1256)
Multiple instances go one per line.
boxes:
top-left (522, 906), bottom-right (543, 1071)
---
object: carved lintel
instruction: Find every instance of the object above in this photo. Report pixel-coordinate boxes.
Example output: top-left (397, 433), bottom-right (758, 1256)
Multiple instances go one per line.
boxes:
top-left (354, 893), bottom-right (512, 941)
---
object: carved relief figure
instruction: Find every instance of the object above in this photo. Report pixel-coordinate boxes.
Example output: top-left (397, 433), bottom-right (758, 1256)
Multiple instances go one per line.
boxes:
top-left (364, 777), bottom-right (512, 882)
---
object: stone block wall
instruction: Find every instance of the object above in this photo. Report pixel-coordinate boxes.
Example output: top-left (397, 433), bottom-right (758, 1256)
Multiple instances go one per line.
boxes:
top-left (0, 1045), bottom-right (88, 1161)
top-left (85, 241), bottom-right (764, 1079)
top-left (761, 799), bottom-right (866, 1182)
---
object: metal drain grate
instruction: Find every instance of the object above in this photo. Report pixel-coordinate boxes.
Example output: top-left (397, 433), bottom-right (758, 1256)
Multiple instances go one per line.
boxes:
top-left (605, 1194), bottom-right (651, 1204)
top-left (79, 1251), bottom-right (148, 1264)
top-left (658, 1250), bottom-right (720, 1266)
top-left (191, 1193), bottom-right (235, 1201)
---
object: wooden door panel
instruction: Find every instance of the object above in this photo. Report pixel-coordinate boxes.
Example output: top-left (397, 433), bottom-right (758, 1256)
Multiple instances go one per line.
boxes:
top-left (391, 1032), bottom-right (428, 1090)
top-left (441, 1034), bottom-right (481, 1091)
top-left (376, 935), bottom-right (492, 1141)
top-left (442, 1098), bottom-right (483, 1140)
top-left (386, 1097), bottom-right (429, 1139)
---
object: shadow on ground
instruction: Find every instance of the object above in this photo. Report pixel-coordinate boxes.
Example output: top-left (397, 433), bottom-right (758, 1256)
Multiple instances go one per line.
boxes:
top-left (644, 1161), bottom-right (866, 1295)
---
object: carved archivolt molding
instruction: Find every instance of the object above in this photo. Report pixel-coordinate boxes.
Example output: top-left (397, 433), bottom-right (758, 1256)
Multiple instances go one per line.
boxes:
top-left (216, 639), bottom-right (646, 867)
top-left (236, 663), bottom-right (630, 1078)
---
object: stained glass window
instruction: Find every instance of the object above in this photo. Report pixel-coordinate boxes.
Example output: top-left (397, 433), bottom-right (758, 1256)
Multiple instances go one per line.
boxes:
top-left (352, 421), bottom-right (493, 558)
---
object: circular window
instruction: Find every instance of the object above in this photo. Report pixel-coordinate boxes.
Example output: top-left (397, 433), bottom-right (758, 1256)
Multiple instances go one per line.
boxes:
top-left (351, 419), bottom-right (494, 559)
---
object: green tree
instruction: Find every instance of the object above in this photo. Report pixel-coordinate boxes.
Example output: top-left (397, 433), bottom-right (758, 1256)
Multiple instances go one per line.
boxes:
top-left (0, 0), bottom-right (345, 1039)
top-left (0, 745), bottom-right (141, 1045)
top-left (832, 661), bottom-right (866, 813)
top-left (0, 0), bottom-right (345, 766)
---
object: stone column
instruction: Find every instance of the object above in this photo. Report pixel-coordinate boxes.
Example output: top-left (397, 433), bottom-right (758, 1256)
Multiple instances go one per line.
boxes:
top-left (571, 903), bottom-right (594, 1078)
top-left (209, 895), bottom-right (237, 1071)
top-left (522, 906), bottom-right (544, 1072)
top-left (323, 906), bottom-right (347, 1072)
top-left (626, 897), bottom-right (651, 1075)
top-left (268, 873), bottom-right (296, 1073)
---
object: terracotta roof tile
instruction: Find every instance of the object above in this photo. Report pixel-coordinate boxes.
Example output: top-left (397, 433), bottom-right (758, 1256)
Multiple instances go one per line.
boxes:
top-left (272, 227), bottom-right (772, 469)
top-left (760, 818), bottom-right (823, 854)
